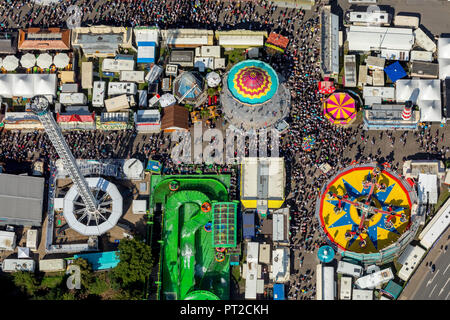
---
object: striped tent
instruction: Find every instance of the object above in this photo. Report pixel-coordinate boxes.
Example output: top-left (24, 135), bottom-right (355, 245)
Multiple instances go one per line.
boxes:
top-left (323, 92), bottom-right (356, 125)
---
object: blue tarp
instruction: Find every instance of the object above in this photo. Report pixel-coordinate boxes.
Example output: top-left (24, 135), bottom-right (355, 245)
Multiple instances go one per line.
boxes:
top-left (74, 251), bottom-right (120, 270)
top-left (384, 61), bottom-right (407, 83)
top-left (242, 212), bottom-right (255, 239)
top-left (273, 283), bottom-right (285, 300)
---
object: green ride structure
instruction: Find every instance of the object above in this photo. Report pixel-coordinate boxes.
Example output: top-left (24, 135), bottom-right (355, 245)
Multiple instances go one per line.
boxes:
top-left (150, 175), bottom-right (237, 300)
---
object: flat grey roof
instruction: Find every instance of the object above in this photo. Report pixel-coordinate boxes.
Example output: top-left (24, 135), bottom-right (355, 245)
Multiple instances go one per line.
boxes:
top-left (0, 174), bottom-right (45, 226)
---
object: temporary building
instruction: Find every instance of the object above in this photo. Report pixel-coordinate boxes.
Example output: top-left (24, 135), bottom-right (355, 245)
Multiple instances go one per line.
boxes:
top-left (216, 30), bottom-right (267, 48)
top-left (92, 81), bottom-right (106, 107)
top-left (414, 27), bottom-right (436, 53)
top-left (18, 247), bottom-right (30, 258)
top-left (132, 200), bottom-right (147, 214)
top-left (410, 50), bottom-right (433, 62)
top-left (102, 58), bottom-right (135, 73)
top-left (242, 212), bottom-right (255, 239)
top-left (397, 245), bottom-right (426, 281)
top-left (417, 174), bottom-right (438, 204)
top-left (81, 62), bottom-right (93, 89)
top-left (134, 109), bottom-right (161, 133)
top-left (59, 93), bottom-right (87, 105)
top-left (240, 157), bottom-right (285, 210)
top-left (104, 94), bottom-right (130, 112)
top-left (26, 229), bottom-right (38, 251)
top-left (396, 79), bottom-right (442, 122)
top-left (354, 268), bottom-right (394, 289)
top-left (20, 53), bottom-right (36, 69)
top-left (0, 231), bottom-right (16, 251)
top-left (384, 61), bottom-right (407, 83)
top-left (53, 52), bottom-right (70, 68)
top-left (347, 26), bottom-right (414, 52)
top-left (206, 71), bottom-right (221, 88)
top-left (159, 93), bottom-right (176, 108)
top-left (2, 55), bottom-right (19, 71)
top-left (160, 29), bottom-right (214, 47)
top-left (271, 248), bottom-right (290, 283)
top-left (107, 82), bottom-right (137, 96)
top-left (134, 27), bottom-right (159, 64)
top-left (119, 71), bottom-right (145, 83)
top-left (39, 259), bottom-right (66, 272)
top-left (0, 73), bottom-right (56, 98)
top-left (438, 37), bottom-right (450, 80)
top-left (2, 259), bottom-right (35, 272)
top-left (57, 106), bottom-right (96, 130)
top-left (36, 53), bottom-right (53, 69)
top-left (160, 105), bottom-right (189, 132)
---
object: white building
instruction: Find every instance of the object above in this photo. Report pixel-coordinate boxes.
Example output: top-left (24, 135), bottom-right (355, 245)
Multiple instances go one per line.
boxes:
top-left (2, 259), bottom-right (35, 272)
top-left (337, 260), bottom-right (364, 278)
top-left (417, 174), bottom-right (438, 204)
top-left (102, 58), bottom-right (135, 73)
top-left (363, 86), bottom-right (395, 106)
top-left (316, 264), bottom-right (335, 300)
top-left (39, 259), bottom-right (66, 272)
top-left (438, 37), bottom-right (450, 80)
top-left (340, 277), bottom-right (352, 300)
top-left (397, 244), bottom-right (426, 281)
top-left (0, 73), bottom-right (57, 99)
top-left (419, 197), bottom-right (450, 249)
top-left (92, 81), bottom-right (106, 107)
top-left (352, 289), bottom-right (374, 300)
top-left (320, 5), bottom-right (339, 76)
top-left (414, 28), bottom-right (436, 53)
top-left (134, 27), bottom-right (159, 64)
top-left (344, 55), bottom-right (357, 87)
top-left (108, 82), bottom-right (137, 96)
top-left (244, 242), bottom-right (261, 300)
top-left (355, 268), bottom-right (394, 289)
top-left (59, 92), bottom-right (87, 105)
top-left (134, 110), bottom-right (161, 133)
top-left (132, 200), bottom-right (147, 214)
top-left (160, 29), bottom-right (214, 47)
top-left (396, 79), bottom-right (442, 122)
top-left (26, 229), bottom-right (38, 251)
top-left (0, 230), bottom-right (16, 251)
top-left (410, 50), bottom-right (433, 62)
top-left (104, 94), bottom-right (131, 112)
top-left (119, 71), bottom-right (145, 83)
top-left (270, 248), bottom-right (290, 283)
top-left (347, 26), bottom-right (414, 52)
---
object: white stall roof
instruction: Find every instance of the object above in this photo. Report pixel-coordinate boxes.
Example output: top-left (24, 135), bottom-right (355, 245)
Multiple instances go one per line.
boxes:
top-left (245, 242), bottom-right (259, 300)
top-left (2, 259), bottom-right (35, 272)
top-left (347, 26), bottom-right (414, 52)
top-left (26, 229), bottom-right (37, 250)
top-left (105, 94), bottom-right (130, 112)
top-left (414, 28), bottom-right (436, 53)
top-left (39, 259), bottom-right (66, 272)
top-left (355, 268), bottom-right (394, 289)
top-left (0, 74), bottom-right (57, 98)
top-left (419, 197), bottom-right (450, 249)
top-left (272, 213), bottom-right (285, 242)
top-left (59, 92), bottom-right (87, 105)
top-left (219, 35), bottom-right (264, 47)
top-left (0, 231), bottom-right (16, 251)
top-left (18, 247), bottom-right (30, 258)
top-left (132, 200), bottom-right (147, 214)
top-left (352, 289), bottom-right (373, 300)
top-left (92, 81), bottom-right (106, 107)
top-left (417, 174), bottom-right (438, 204)
top-left (438, 38), bottom-right (450, 80)
top-left (120, 71), bottom-right (145, 83)
top-left (410, 50), bottom-right (433, 62)
top-left (102, 58), bottom-right (135, 72)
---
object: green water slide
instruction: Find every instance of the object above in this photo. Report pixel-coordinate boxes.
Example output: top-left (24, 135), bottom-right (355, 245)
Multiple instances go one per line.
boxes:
top-left (162, 190), bottom-right (211, 299)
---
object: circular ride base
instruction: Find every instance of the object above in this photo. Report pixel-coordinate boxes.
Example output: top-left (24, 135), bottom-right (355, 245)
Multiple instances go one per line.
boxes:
top-left (316, 164), bottom-right (415, 254)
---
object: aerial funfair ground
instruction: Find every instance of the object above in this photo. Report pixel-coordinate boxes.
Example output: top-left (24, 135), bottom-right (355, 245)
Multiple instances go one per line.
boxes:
top-left (315, 164), bottom-right (418, 256)
top-left (150, 175), bottom-right (236, 300)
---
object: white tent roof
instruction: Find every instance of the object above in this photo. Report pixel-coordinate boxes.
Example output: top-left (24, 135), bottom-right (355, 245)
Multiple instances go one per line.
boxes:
top-left (53, 53), bottom-right (70, 68)
top-left (36, 53), bottom-right (53, 69)
top-left (20, 53), bottom-right (36, 69)
top-left (14, 74), bottom-right (34, 97)
top-left (438, 38), bottom-right (450, 59)
top-left (159, 93), bottom-right (176, 108)
top-left (418, 174), bottom-right (438, 204)
top-left (396, 79), bottom-right (441, 122)
top-left (34, 73), bottom-right (57, 96)
top-left (438, 58), bottom-right (450, 80)
top-left (206, 71), bottom-right (221, 87)
top-left (2, 55), bottom-right (19, 71)
top-left (420, 100), bottom-right (443, 122)
top-left (0, 74), bottom-right (13, 97)
top-left (18, 247), bottom-right (30, 258)
top-left (347, 26), bottom-right (414, 51)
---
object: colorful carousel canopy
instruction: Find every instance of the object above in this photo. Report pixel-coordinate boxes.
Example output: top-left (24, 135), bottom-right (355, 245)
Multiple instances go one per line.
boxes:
top-left (323, 92), bottom-right (356, 125)
top-left (227, 59), bottom-right (278, 105)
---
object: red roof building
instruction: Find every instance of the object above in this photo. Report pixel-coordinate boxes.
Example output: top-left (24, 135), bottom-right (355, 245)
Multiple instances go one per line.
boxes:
top-left (18, 28), bottom-right (71, 51)
top-left (265, 32), bottom-right (289, 52)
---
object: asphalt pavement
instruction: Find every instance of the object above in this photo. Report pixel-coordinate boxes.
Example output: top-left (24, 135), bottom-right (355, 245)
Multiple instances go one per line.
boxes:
top-left (400, 227), bottom-right (450, 300)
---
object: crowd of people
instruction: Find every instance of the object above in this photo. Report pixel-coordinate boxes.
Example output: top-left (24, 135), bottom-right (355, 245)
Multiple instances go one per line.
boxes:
top-left (0, 0), bottom-right (448, 301)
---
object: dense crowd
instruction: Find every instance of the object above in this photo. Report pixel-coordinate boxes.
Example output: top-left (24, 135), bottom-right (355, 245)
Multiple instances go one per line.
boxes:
top-left (0, 0), bottom-right (448, 301)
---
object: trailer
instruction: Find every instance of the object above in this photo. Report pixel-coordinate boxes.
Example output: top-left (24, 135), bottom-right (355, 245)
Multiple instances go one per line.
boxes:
top-left (39, 259), bottom-right (67, 272)
top-left (394, 15), bottom-right (419, 29)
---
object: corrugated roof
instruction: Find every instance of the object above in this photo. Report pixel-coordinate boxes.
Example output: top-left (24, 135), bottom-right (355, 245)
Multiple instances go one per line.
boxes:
top-left (161, 105), bottom-right (189, 130)
top-left (0, 174), bottom-right (44, 226)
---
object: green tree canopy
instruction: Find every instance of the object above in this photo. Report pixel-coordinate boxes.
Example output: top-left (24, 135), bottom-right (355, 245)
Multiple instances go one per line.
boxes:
top-left (113, 238), bottom-right (153, 287)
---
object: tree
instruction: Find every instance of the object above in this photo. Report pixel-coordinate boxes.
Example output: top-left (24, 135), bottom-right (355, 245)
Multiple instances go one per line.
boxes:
top-left (113, 238), bottom-right (153, 287)
top-left (12, 272), bottom-right (39, 296)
